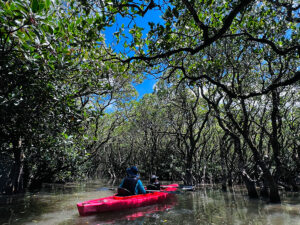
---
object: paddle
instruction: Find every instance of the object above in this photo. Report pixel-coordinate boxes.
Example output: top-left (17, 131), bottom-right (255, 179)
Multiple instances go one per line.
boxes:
top-left (97, 187), bottom-right (181, 194)
top-left (160, 185), bottom-right (194, 191)
top-left (97, 187), bottom-right (116, 191)
top-left (179, 185), bottom-right (195, 191)
top-left (146, 190), bottom-right (181, 194)
top-left (97, 185), bottom-right (195, 192)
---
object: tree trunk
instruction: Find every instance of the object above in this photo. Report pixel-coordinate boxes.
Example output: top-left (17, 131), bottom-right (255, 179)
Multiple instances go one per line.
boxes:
top-left (233, 136), bottom-right (259, 198)
top-left (184, 152), bottom-right (194, 185)
top-left (202, 165), bottom-right (206, 185)
top-left (241, 170), bottom-right (259, 198)
top-left (227, 109), bottom-right (281, 203)
top-left (271, 90), bottom-right (282, 181)
top-left (260, 182), bottom-right (269, 198)
top-left (220, 134), bottom-right (228, 192)
top-left (221, 172), bottom-right (227, 191)
top-left (244, 135), bottom-right (281, 203)
top-left (4, 138), bottom-right (25, 194)
top-left (227, 173), bottom-right (233, 187)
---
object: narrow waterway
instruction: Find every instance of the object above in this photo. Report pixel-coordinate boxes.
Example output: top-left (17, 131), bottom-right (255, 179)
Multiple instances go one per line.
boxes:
top-left (0, 180), bottom-right (300, 225)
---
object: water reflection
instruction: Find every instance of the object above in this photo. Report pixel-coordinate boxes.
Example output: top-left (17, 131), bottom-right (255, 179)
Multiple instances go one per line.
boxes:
top-left (0, 181), bottom-right (300, 225)
top-left (0, 180), bottom-right (114, 225)
top-left (172, 187), bottom-right (300, 225)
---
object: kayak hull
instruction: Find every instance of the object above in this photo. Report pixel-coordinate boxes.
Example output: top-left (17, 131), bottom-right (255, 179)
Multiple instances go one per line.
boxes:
top-left (77, 183), bottom-right (179, 216)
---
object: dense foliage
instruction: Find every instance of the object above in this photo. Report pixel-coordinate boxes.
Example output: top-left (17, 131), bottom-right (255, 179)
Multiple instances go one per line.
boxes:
top-left (1, 0), bottom-right (299, 204)
top-left (0, 0), bottom-right (138, 193)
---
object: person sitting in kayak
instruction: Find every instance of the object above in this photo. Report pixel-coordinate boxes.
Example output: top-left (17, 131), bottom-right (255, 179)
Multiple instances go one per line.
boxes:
top-left (118, 166), bottom-right (146, 196)
top-left (147, 175), bottom-right (161, 190)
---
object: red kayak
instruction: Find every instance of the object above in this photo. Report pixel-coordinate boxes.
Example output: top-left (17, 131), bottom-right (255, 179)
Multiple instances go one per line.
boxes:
top-left (77, 184), bottom-right (179, 216)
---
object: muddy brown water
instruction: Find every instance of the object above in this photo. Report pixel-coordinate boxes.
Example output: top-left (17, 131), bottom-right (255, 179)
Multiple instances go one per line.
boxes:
top-left (0, 180), bottom-right (300, 225)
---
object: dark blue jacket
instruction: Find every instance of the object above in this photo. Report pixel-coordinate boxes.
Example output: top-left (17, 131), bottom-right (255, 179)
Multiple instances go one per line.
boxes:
top-left (119, 176), bottom-right (146, 195)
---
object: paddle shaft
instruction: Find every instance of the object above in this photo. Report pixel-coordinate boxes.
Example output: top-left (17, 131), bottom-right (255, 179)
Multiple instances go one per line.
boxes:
top-left (146, 190), bottom-right (180, 194)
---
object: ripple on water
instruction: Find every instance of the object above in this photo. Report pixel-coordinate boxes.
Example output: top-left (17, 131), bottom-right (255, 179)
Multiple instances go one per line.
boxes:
top-left (1, 181), bottom-right (300, 225)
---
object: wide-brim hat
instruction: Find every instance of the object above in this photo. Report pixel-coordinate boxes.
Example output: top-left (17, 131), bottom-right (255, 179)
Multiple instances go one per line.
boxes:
top-left (127, 166), bottom-right (139, 177)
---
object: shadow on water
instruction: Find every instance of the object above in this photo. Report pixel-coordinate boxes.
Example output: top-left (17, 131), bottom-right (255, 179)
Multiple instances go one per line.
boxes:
top-left (0, 181), bottom-right (300, 225)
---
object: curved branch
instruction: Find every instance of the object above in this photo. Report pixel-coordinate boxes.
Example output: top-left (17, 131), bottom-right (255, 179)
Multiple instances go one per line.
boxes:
top-left (246, 33), bottom-right (300, 56)
top-left (116, 0), bottom-right (156, 17)
top-left (182, 0), bottom-right (209, 41)
top-left (186, 69), bottom-right (300, 99)
top-left (122, 0), bottom-right (254, 63)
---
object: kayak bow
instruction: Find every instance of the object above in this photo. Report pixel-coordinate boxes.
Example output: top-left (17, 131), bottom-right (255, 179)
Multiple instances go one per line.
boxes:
top-left (77, 183), bottom-right (179, 216)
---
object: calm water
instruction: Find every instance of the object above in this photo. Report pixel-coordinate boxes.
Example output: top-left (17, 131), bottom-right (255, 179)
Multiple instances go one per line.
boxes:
top-left (0, 180), bottom-right (300, 225)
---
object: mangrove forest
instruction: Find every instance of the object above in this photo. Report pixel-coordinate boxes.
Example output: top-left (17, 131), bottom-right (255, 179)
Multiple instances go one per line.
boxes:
top-left (0, 0), bottom-right (299, 207)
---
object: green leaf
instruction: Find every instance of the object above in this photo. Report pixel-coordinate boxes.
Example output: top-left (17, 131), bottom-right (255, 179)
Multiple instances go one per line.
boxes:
top-left (31, 0), bottom-right (39, 13)
top-left (45, 0), bottom-right (51, 9)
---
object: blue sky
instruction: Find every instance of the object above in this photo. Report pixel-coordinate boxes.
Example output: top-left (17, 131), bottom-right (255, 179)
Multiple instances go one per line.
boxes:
top-left (134, 76), bottom-right (157, 99)
top-left (104, 8), bottom-right (163, 100)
